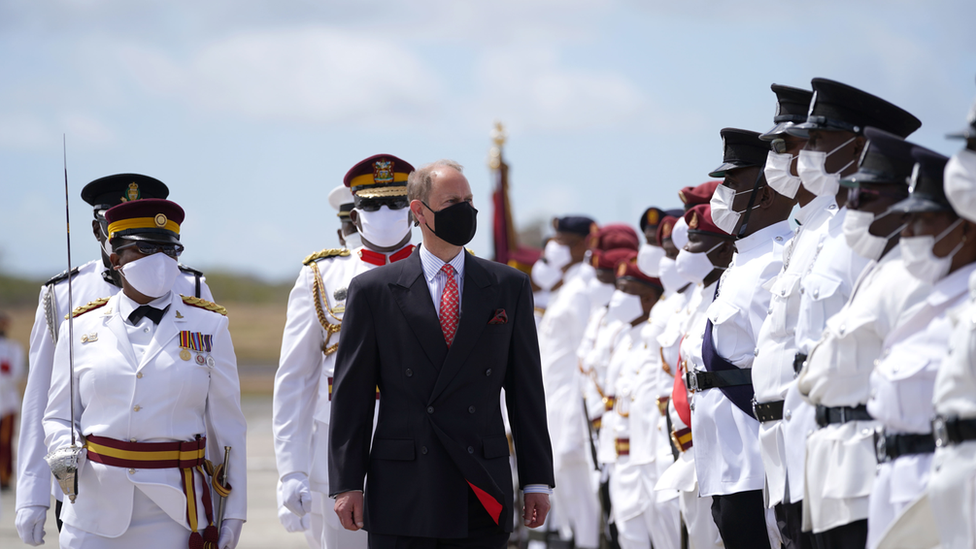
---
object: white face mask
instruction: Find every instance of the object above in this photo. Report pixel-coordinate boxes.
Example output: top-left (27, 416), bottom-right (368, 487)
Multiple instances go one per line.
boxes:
top-left (671, 218), bottom-right (689, 250)
top-left (531, 259), bottom-right (563, 291)
top-left (675, 241), bottom-right (725, 284)
top-left (637, 244), bottom-right (666, 277)
top-left (842, 209), bottom-right (905, 261)
top-left (710, 183), bottom-right (759, 235)
top-left (946, 149), bottom-right (976, 223)
top-left (901, 218), bottom-right (965, 284)
top-left (588, 277), bottom-right (616, 308)
top-left (343, 231), bottom-right (363, 250)
top-left (119, 251), bottom-right (180, 298)
top-left (543, 240), bottom-right (573, 270)
top-left (356, 206), bottom-right (411, 248)
top-left (797, 136), bottom-right (856, 197)
top-left (604, 289), bottom-right (644, 325)
top-left (658, 256), bottom-right (686, 295)
top-left (764, 150), bottom-right (802, 199)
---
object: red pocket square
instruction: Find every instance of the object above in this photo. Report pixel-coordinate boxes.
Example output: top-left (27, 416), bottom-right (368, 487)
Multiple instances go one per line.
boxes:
top-left (488, 309), bottom-right (508, 325)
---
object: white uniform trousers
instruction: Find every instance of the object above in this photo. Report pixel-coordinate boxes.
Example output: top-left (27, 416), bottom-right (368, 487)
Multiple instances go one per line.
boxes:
top-left (60, 487), bottom-right (188, 549)
top-left (680, 490), bottom-right (724, 549)
top-left (309, 419), bottom-right (367, 549)
top-left (552, 459), bottom-right (600, 548)
top-left (867, 454), bottom-right (932, 549)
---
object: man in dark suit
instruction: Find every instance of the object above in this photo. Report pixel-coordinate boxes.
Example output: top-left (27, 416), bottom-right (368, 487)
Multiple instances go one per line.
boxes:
top-left (329, 159), bottom-right (554, 548)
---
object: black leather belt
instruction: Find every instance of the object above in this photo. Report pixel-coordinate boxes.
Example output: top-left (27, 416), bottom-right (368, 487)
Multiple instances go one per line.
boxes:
top-left (793, 353), bottom-right (807, 376)
top-left (684, 369), bottom-right (752, 393)
top-left (874, 429), bottom-right (936, 463)
top-left (752, 400), bottom-right (784, 423)
top-left (933, 415), bottom-right (976, 448)
top-left (815, 404), bottom-right (872, 428)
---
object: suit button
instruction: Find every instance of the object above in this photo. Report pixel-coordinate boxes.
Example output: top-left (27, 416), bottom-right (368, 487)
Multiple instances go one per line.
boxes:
top-left (467, 446), bottom-right (474, 454)
top-left (405, 369), bottom-right (413, 377)
top-left (136, 372), bottom-right (143, 379)
top-left (421, 446), bottom-right (428, 455)
top-left (128, 468), bottom-right (136, 474)
top-left (133, 405), bottom-right (141, 412)
top-left (469, 406), bottom-right (476, 414)
top-left (427, 406), bottom-right (434, 414)
top-left (485, 369), bottom-right (492, 377)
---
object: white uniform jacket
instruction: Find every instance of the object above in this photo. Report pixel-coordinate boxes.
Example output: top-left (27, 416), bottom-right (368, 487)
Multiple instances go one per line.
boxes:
top-left (17, 259), bottom-right (211, 512)
top-left (753, 195), bottom-right (836, 507)
top-left (691, 221), bottom-right (792, 497)
top-left (865, 263), bottom-right (975, 549)
top-left (797, 245), bottom-right (929, 533)
top-left (43, 291), bottom-right (245, 538)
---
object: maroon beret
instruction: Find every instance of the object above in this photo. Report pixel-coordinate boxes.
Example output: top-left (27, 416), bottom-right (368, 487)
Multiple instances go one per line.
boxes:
top-left (594, 223), bottom-right (640, 252)
top-left (655, 215), bottom-right (678, 246)
top-left (678, 181), bottom-right (721, 208)
top-left (683, 204), bottom-right (728, 238)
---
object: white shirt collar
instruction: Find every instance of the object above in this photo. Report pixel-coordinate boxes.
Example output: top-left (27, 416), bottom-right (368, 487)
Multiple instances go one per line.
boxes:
top-left (118, 291), bottom-right (172, 322)
top-left (420, 245), bottom-right (465, 283)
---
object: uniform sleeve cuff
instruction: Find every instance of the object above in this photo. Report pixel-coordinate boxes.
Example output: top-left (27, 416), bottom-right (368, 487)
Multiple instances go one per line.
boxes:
top-left (523, 484), bottom-right (552, 495)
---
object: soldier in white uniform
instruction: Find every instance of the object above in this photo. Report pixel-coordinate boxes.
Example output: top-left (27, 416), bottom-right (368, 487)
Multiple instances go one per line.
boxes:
top-left (689, 129), bottom-right (794, 548)
top-left (789, 79), bottom-right (923, 548)
top-left (16, 174), bottom-right (213, 547)
top-left (328, 184), bottom-right (362, 251)
top-left (274, 154), bottom-right (417, 549)
top-left (44, 198), bottom-right (246, 549)
top-left (0, 311), bottom-right (25, 490)
top-left (865, 144), bottom-right (976, 548)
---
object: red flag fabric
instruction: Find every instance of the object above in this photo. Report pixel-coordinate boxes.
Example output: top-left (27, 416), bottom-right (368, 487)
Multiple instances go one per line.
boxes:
top-left (671, 337), bottom-right (692, 427)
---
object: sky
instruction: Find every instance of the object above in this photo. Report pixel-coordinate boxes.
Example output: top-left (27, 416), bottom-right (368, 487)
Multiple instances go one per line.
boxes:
top-left (1, 0), bottom-right (974, 282)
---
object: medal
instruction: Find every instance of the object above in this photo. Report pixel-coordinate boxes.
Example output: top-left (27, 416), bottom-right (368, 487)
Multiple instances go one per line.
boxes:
top-left (180, 331), bottom-right (214, 365)
top-left (196, 354), bottom-right (206, 365)
top-left (180, 349), bottom-right (192, 361)
top-left (206, 356), bottom-right (215, 368)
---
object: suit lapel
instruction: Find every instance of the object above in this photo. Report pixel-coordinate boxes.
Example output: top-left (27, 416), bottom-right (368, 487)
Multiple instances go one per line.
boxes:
top-left (428, 253), bottom-right (495, 404)
top-left (103, 295), bottom-right (139, 367)
top-left (139, 294), bottom-right (180, 368)
top-left (391, 252), bottom-right (448, 372)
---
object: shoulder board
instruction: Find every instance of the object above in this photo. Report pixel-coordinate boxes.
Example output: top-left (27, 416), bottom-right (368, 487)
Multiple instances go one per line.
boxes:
top-left (180, 295), bottom-right (227, 316)
top-left (178, 263), bottom-right (204, 277)
top-left (303, 248), bottom-right (350, 265)
top-left (65, 297), bottom-right (110, 319)
top-left (45, 266), bottom-right (81, 287)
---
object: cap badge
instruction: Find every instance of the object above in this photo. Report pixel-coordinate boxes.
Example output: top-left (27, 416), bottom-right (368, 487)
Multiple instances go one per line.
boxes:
top-left (646, 209), bottom-right (660, 226)
top-left (121, 182), bottom-right (141, 202)
top-left (373, 160), bottom-right (394, 184)
top-left (662, 221), bottom-right (673, 238)
top-left (689, 212), bottom-right (699, 230)
top-left (678, 190), bottom-right (688, 204)
top-left (154, 213), bottom-right (168, 227)
top-left (617, 262), bottom-right (627, 277)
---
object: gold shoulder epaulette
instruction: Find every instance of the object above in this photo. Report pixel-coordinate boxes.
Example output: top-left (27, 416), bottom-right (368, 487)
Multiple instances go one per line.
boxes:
top-left (303, 248), bottom-right (350, 265)
top-left (65, 297), bottom-right (110, 319)
top-left (465, 247), bottom-right (476, 257)
top-left (181, 295), bottom-right (227, 316)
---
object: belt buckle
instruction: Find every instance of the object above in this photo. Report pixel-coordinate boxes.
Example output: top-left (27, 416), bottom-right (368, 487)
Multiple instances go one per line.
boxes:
top-left (873, 427), bottom-right (888, 463)
top-left (751, 398), bottom-right (760, 421)
top-left (933, 416), bottom-right (949, 448)
top-left (684, 371), bottom-right (697, 393)
top-left (815, 405), bottom-right (828, 428)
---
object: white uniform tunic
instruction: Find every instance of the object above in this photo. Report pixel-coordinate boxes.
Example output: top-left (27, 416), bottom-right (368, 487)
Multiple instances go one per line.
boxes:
top-left (43, 291), bottom-right (246, 544)
top-left (752, 196), bottom-right (836, 508)
top-left (691, 221), bottom-right (792, 498)
top-left (782, 205), bottom-right (870, 505)
top-left (797, 245), bottom-right (930, 533)
top-left (17, 259), bottom-right (211, 513)
top-left (864, 263), bottom-right (976, 549)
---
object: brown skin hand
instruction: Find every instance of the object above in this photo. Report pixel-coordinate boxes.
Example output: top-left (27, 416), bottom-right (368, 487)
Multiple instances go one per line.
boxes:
top-left (902, 211), bottom-right (976, 276)
top-left (408, 166), bottom-right (474, 263)
top-left (109, 245), bottom-right (159, 305)
top-left (722, 166), bottom-right (793, 237)
top-left (804, 129), bottom-right (866, 207)
top-left (684, 231), bottom-right (734, 287)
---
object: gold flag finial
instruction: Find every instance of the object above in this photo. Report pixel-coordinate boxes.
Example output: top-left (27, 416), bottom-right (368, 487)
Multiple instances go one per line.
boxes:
top-left (488, 121), bottom-right (506, 170)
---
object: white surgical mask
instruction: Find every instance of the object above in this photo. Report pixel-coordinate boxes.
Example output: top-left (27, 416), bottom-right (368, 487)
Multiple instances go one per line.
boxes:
top-left (710, 183), bottom-right (759, 235)
top-left (543, 240), bottom-right (573, 270)
top-left (797, 137), bottom-right (856, 197)
top-left (675, 242), bottom-right (725, 284)
top-left (588, 277), bottom-right (616, 308)
top-left (343, 231), bottom-right (363, 250)
top-left (842, 209), bottom-right (904, 261)
top-left (356, 206), bottom-right (411, 248)
top-left (658, 256), bottom-right (686, 295)
top-left (671, 218), bottom-right (689, 250)
top-left (604, 290), bottom-right (644, 325)
top-left (764, 151), bottom-right (802, 199)
top-left (901, 218), bottom-right (965, 284)
top-left (637, 244), bottom-right (666, 277)
top-left (946, 149), bottom-right (976, 223)
top-left (119, 252), bottom-right (180, 298)
top-left (532, 259), bottom-right (563, 291)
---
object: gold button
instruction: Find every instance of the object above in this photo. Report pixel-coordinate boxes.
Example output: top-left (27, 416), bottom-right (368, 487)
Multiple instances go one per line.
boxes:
top-left (133, 405), bottom-right (141, 412)
top-left (128, 468), bottom-right (136, 474)
top-left (130, 438), bottom-right (137, 442)
top-left (136, 372), bottom-right (143, 379)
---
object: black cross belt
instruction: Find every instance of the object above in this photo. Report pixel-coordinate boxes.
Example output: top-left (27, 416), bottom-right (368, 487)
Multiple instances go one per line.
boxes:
top-left (874, 429), bottom-right (936, 463)
top-left (793, 353), bottom-right (807, 376)
top-left (752, 400), bottom-right (784, 423)
top-left (933, 415), bottom-right (976, 448)
top-left (684, 369), bottom-right (752, 393)
top-left (814, 404), bottom-right (872, 428)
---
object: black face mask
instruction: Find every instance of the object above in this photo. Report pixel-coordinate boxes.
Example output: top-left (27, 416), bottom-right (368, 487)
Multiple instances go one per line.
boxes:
top-left (422, 201), bottom-right (478, 246)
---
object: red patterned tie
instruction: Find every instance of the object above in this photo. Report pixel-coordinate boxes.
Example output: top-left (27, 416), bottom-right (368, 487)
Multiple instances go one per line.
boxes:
top-left (439, 264), bottom-right (459, 346)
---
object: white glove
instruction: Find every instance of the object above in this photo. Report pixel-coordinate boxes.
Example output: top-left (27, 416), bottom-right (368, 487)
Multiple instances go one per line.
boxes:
top-left (276, 479), bottom-right (310, 532)
top-left (280, 472), bottom-right (313, 517)
top-left (16, 505), bottom-right (48, 546)
top-left (218, 518), bottom-right (244, 549)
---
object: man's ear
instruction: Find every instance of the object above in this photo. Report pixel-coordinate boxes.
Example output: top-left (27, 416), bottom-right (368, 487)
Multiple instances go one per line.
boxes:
top-left (349, 210), bottom-right (362, 231)
top-left (92, 220), bottom-right (103, 241)
top-left (410, 200), bottom-right (426, 227)
top-left (852, 135), bottom-right (867, 160)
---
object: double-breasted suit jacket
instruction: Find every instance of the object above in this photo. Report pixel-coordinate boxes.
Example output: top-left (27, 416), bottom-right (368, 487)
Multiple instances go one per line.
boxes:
top-left (328, 248), bottom-right (554, 538)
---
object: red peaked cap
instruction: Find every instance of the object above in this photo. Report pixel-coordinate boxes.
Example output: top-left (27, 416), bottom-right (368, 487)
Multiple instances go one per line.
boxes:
top-left (679, 181), bottom-right (721, 209)
top-left (592, 223), bottom-right (640, 252)
top-left (592, 247), bottom-right (638, 271)
top-left (655, 215), bottom-right (678, 246)
top-left (616, 252), bottom-right (663, 289)
top-left (683, 204), bottom-right (727, 237)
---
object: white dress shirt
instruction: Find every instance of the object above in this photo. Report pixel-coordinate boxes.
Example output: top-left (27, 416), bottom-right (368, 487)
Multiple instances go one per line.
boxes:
top-left (419, 245), bottom-right (465, 316)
